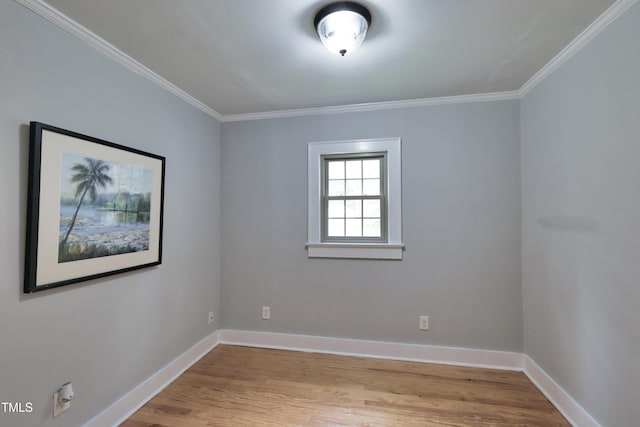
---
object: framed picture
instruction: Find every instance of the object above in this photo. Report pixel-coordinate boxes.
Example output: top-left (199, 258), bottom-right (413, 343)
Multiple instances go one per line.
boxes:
top-left (24, 122), bottom-right (165, 293)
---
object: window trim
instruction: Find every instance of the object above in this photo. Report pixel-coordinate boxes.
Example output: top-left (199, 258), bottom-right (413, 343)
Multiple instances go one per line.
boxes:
top-left (307, 138), bottom-right (403, 260)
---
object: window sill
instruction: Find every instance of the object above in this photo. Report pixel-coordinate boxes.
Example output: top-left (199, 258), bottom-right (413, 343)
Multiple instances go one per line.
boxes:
top-left (305, 243), bottom-right (404, 260)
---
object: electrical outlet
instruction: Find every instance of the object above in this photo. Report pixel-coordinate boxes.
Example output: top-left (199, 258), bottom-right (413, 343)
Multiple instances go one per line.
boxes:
top-left (419, 315), bottom-right (430, 330)
top-left (262, 306), bottom-right (271, 320)
top-left (53, 382), bottom-right (73, 418)
top-left (208, 311), bottom-right (214, 325)
top-left (53, 391), bottom-right (71, 417)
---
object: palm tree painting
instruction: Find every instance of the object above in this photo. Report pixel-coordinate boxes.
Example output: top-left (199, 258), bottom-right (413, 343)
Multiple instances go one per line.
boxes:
top-left (59, 153), bottom-right (153, 263)
top-left (60, 158), bottom-right (113, 247)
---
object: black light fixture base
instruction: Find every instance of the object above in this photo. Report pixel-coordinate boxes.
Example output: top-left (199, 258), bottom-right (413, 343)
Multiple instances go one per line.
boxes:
top-left (314, 1), bottom-right (372, 32)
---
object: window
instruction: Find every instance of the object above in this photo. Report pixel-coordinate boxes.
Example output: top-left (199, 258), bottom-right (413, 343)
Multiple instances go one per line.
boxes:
top-left (322, 153), bottom-right (386, 242)
top-left (307, 138), bottom-right (403, 260)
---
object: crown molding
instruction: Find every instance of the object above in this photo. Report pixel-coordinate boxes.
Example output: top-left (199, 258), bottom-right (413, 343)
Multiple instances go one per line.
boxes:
top-left (519, 0), bottom-right (638, 97)
top-left (220, 91), bottom-right (521, 123)
top-left (14, 0), bottom-right (224, 122)
top-left (15, 0), bottom-right (637, 123)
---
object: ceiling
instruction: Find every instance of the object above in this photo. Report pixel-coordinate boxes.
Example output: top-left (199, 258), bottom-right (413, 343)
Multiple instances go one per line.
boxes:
top-left (41, 0), bottom-right (617, 118)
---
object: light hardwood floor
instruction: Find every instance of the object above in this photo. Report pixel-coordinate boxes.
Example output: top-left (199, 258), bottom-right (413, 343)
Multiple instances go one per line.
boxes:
top-left (121, 345), bottom-right (570, 426)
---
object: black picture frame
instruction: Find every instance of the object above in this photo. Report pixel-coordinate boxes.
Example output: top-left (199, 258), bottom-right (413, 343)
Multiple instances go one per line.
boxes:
top-left (24, 122), bottom-right (165, 293)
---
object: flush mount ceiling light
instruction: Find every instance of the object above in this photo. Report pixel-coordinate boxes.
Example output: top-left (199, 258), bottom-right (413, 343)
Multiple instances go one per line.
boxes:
top-left (314, 1), bottom-right (372, 57)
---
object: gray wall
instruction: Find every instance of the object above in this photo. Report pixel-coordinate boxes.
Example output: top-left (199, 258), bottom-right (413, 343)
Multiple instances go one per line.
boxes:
top-left (0, 1), bottom-right (221, 426)
top-left (221, 101), bottom-right (523, 351)
top-left (521, 3), bottom-right (640, 426)
top-left (6, 0), bottom-right (638, 425)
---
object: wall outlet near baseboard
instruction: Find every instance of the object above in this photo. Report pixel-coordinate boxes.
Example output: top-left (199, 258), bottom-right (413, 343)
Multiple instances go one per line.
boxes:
top-left (262, 306), bottom-right (271, 320)
top-left (419, 315), bottom-right (430, 330)
top-left (208, 311), bottom-right (214, 325)
top-left (53, 382), bottom-right (74, 418)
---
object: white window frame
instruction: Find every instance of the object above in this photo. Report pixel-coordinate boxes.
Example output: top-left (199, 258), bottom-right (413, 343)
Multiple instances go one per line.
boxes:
top-left (307, 138), bottom-right (403, 260)
top-left (322, 152), bottom-right (387, 243)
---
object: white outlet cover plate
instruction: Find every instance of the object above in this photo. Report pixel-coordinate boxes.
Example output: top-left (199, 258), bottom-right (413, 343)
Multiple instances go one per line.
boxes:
top-left (419, 315), bottom-right (429, 330)
top-left (53, 392), bottom-right (70, 418)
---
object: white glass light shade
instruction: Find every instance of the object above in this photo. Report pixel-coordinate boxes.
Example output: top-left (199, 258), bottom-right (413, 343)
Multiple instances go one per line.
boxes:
top-left (315, 3), bottom-right (371, 56)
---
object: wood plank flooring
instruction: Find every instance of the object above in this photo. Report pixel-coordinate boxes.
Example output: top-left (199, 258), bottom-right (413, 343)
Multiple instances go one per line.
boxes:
top-left (121, 345), bottom-right (570, 426)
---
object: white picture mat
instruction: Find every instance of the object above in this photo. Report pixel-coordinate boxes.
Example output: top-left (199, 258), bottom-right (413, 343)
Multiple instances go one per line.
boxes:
top-left (36, 130), bottom-right (163, 287)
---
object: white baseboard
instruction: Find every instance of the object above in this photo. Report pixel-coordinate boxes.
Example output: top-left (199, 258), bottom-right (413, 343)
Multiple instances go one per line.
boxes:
top-left (83, 329), bottom-right (600, 427)
top-left (218, 329), bottom-right (524, 371)
top-left (83, 330), bottom-right (220, 427)
top-left (523, 356), bottom-right (602, 427)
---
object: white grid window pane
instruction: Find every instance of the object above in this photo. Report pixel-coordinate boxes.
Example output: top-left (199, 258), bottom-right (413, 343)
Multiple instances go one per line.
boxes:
top-left (362, 179), bottom-right (380, 196)
top-left (345, 219), bottom-right (362, 236)
top-left (328, 180), bottom-right (345, 196)
top-left (321, 151), bottom-right (389, 243)
top-left (363, 200), bottom-right (380, 218)
top-left (328, 161), bottom-right (345, 179)
top-left (328, 219), bottom-right (345, 236)
top-left (346, 200), bottom-right (362, 218)
top-left (328, 200), bottom-right (345, 218)
top-left (363, 219), bottom-right (381, 237)
top-left (345, 160), bottom-right (362, 179)
top-left (362, 159), bottom-right (380, 178)
top-left (346, 179), bottom-right (362, 196)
